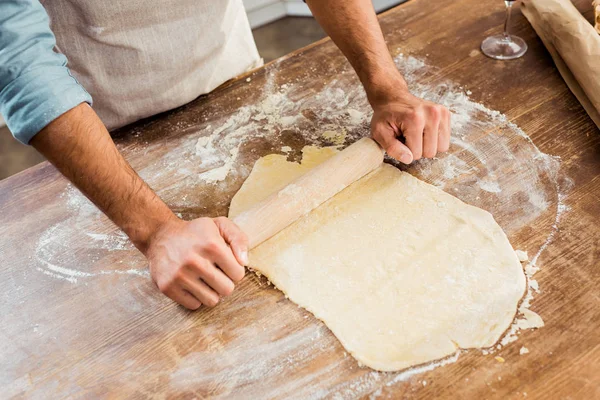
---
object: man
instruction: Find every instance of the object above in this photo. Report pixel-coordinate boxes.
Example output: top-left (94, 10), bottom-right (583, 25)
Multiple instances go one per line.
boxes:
top-left (1, 0), bottom-right (450, 309)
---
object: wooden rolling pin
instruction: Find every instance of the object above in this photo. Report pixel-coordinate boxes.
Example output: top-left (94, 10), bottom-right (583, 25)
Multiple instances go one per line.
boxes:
top-left (233, 137), bottom-right (385, 249)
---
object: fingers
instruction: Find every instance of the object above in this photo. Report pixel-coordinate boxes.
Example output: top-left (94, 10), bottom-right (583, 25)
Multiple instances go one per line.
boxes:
top-left (438, 108), bottom-right (451, 152)
top-left (213, 217), bottom-right (249, 266)
top-left (398, 103), bottom-right (450, 160)
top-left (180, 275), bottom-right (220, 307)
top-left (170, 290), bottom-right (202, 310)
top-left (372, 101), bottom-right (451, 163)
top-left (188, 218), bottom-right (246, 282)
top-left (148, 217), bottom-right (250, 311)
top-left (157, 277), bottom-right (202, 310)
top-left (209, 239), bottom-right (246, 283)
top-left (371, 120), bottom-right (413, 164)
top-left (401, 114), bottom-right (425, 160)
top-left (422, 108), bottom-right (441, 159)
top-left (157, 256), bottom-right (235, 310)
top-left (187, 256), bottom-right (235, 297)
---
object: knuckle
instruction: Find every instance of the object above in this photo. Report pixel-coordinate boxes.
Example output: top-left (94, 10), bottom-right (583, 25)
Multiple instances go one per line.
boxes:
top-left (205, 296), bottom-right (219, 307)
top-left (371, 128), bottom-right (384, 140)
top-left (182, 253), bottom-right (198, 268)
top-left (192, 217), bottom-right (211, 228)
top-left (203, 239), bottom-right (222, 255)
top-left (222, 282), bottom-right (235, 296)
top-left (427, 106), bottom-right (439, 118)
top-left (173, 266), bottom-right (187, 282)
top-left (157, 279), bottom-right (170, 294)
top-left (430, 105), bottom-right (444, 119)
top-left (158, 273), bottom-right (179, 294)
top-left (235, 232), bottom-right (249, 247)
top-left (202, 264), bottom-right (216, 282)
top-left (409, 110), bottom-right (425, 124)
top-left (214, 216), bottom-right (228, 226)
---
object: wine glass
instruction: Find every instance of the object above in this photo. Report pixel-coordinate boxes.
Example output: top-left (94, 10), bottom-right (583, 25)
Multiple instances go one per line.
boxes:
top-left (481, 1), bottom-right (528, 60)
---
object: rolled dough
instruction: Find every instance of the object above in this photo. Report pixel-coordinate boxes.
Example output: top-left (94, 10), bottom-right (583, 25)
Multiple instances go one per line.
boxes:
top-left (229, 146), bottom-right (526, 372)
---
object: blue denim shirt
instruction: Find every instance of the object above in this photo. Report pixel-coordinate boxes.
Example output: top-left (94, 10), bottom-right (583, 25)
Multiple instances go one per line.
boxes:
top-left (0, 0), bottom-right (92, 144)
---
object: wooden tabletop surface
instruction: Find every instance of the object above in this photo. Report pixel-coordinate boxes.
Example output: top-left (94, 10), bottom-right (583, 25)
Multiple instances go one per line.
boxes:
top-left (1, 0), bottom-right (599, 398)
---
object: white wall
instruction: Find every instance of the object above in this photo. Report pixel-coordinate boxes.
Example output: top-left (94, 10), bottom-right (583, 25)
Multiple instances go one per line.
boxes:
top-left (244, 0), bottom-right (405, 28)
top-left (242, 0), bottom-right (287, 27)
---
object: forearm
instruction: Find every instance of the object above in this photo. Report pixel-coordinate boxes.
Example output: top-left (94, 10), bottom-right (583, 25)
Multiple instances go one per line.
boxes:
top-left (31, 103), bottom-right (174, 253)
top-left (306, 0), bottom-right (407, 104)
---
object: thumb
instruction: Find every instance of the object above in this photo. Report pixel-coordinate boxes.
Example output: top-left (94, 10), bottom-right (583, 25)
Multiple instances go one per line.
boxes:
top-left (371, 120), bottom-right (414, 164)
top-left (213, 217), bottom-right (249, 266)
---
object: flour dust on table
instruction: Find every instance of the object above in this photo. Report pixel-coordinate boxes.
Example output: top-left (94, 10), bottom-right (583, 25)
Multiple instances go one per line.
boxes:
top-left (29, 51), bottom-right (566, 392)
top-left (229, 146), bottom-right (527, 371)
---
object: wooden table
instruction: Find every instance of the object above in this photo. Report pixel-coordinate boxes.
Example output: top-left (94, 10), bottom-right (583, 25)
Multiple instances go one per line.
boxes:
top-left (1, 0), bottom-right (599, 398)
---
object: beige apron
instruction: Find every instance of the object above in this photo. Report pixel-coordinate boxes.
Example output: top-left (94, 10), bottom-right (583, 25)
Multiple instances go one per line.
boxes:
top-left (40, 0), bottom-right (262, 131)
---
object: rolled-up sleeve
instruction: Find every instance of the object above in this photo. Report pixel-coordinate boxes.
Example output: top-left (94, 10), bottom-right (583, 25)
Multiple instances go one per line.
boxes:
top-left (0, 0), bottom-right (92, 144)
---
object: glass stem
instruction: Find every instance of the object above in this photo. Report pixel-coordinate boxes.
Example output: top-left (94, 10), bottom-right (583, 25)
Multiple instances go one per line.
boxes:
top-left (503, 1), bottom-right (514, 41)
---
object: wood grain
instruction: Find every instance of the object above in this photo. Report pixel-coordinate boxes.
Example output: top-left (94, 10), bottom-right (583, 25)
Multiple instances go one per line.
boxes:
top-left (1, 0), bottom-right (599, 398)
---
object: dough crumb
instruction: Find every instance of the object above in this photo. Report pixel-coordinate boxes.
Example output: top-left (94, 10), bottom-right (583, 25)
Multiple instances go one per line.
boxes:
top-left (518, 309), bottom-right (545, 329)
top-left (529, 279), bottom-right (539, 292)
top-left (321, 129), bottom-right (346, 145)
top-left (515, 250), bottom-right (528, 262)
top-left (495, 356), bottom-right (505, 363)
top-left (281, 146), bottom-right (292, 153)
top-left (246, 77), bottom-right (252, 82)
top-left (422, 380), bottom-right (427, 386)
top-left (346, 109), bottom-right (364, 125)
top-left (520, 346), bottom-right (529, 355)
top-left (525, 264), bottom-right (539, 277)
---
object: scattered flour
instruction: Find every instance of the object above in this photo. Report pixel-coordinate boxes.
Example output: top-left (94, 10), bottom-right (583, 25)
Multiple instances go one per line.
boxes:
top-left (35, 185), bottom-right (147, 284)
top-left (30, 52), bottom-right (570, 396)
top-left (347, 109), bottom-right (365, 126)
top-left (384, 351), bottom-right (460, 387)
top-left (389, 54), bottom-right (570, 358)
top-left (478, 178), bottom-right (502, 193)
top-left (515, 250), bottom-right (529, 262)
top-left (198, 145), bottom-right (241, 184)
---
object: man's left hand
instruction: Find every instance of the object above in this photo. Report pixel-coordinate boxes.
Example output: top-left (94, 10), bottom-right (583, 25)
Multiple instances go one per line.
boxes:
top-left (369, 88), bottom-right (451, 164)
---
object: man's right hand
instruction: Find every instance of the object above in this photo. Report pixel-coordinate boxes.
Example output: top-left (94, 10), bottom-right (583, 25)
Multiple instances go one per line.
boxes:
top-left (32, 104), bottom-right (249, 311)
top-left (145, 216), bottom-right (249, 310)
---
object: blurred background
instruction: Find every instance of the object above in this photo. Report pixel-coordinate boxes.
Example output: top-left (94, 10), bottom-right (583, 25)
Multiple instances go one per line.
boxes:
top-left (0, 0), bottom-right (403, 181)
